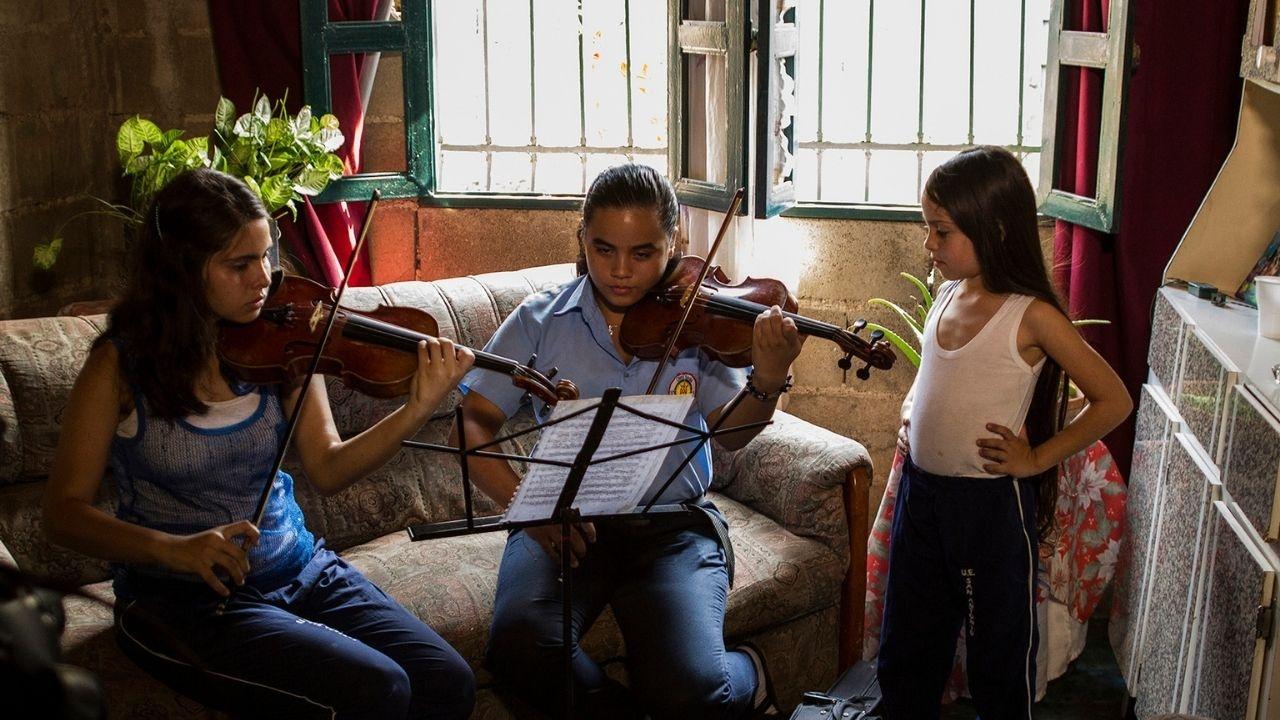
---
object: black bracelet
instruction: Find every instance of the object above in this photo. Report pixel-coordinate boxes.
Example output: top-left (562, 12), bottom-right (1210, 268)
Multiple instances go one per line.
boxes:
top-left (745, 372), bottom-right (793, 402)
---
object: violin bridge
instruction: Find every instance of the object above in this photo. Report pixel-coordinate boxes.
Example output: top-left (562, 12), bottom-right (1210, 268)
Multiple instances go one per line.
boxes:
top-left (309, 303), bottom-right (326, 333)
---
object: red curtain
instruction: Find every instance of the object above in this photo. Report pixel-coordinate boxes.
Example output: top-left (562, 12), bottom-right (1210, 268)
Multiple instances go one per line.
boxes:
top-left (1052, 0), bottom-right (1247, 475)
top-left (207, 0), bottom-right (376, 287)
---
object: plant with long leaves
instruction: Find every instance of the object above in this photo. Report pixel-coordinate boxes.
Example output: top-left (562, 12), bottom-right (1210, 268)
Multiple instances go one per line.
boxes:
top-left (35, 93), bottom-right (346, 270)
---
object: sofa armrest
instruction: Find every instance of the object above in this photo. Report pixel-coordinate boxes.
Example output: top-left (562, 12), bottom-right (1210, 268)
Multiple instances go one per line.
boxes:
top-left (712, 410), bottom-right (872, 666)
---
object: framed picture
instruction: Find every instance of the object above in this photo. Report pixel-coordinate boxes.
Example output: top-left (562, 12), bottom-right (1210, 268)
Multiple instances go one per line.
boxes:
top-left (1235, 230), bottom-right (1280, 307)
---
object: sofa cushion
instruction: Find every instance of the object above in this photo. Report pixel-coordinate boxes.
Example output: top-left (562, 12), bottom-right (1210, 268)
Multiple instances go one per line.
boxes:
top-left (0, 314), bottom-right (107, 484)
top-left (0, 480), bottom-right (113, 586)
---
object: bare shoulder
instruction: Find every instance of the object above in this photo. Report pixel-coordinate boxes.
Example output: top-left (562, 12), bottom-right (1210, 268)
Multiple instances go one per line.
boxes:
top-left (1023, 297), bottom-right (1075, 336)
top-left (67, 340), bottom-right (133, 422)
top-left (80, 341), bottom-right (123, 392)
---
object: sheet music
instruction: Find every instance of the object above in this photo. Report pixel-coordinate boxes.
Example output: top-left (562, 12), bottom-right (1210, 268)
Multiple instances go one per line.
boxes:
top-left (503, 394), bottom-right (695, 523)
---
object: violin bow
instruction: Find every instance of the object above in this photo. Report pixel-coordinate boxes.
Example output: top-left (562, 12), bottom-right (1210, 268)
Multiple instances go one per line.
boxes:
top-left (643, 188), bottom-right (745, 395)
top-left (249, 192), bottom-right (381, 535)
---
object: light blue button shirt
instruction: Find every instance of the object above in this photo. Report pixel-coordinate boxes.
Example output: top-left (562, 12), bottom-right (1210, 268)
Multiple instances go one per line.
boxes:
top-left (461, 274), bottom-right (748, 505)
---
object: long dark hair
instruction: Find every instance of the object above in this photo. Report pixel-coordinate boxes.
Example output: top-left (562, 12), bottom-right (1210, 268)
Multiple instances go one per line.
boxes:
top-left (925, 146), bottom-right (1068, 544)
top-left (100, 168), bottom-right (268, 419)
top-left (575, 163), bottom-right (681, 276)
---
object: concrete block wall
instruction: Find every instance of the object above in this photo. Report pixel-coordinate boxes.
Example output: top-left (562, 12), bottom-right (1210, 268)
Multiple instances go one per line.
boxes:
top-left (0, 0), bottom-right (219, 319)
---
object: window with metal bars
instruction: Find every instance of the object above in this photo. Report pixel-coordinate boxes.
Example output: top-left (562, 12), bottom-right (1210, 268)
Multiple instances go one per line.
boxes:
top-left (786, 0), bottom-right (1053, 220)
top-left (432, 1), bottom-right (669, 197)
top-left (301, 0), bottom-right (1107, 220)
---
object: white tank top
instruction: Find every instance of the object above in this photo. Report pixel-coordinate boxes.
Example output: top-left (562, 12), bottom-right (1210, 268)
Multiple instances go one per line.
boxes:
top-left (907, 281), bottom-right (1046, 477)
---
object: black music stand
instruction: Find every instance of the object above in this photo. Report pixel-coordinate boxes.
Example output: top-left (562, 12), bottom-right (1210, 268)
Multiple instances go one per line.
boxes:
top-left (403, 385), bottom-right (763, 719)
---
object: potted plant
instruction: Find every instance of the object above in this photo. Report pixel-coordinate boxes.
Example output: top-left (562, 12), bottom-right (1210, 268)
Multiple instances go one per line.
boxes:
top-left (35, 93), bottom-right (346, 269)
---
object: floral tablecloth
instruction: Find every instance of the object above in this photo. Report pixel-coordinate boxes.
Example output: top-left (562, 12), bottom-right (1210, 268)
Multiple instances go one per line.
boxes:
top-left (862, 441), bottom-right (1126, 701)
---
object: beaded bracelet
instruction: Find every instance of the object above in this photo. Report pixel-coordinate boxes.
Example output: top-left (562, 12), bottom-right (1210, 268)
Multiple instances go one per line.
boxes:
top-left (745, 372), bottom-right (793, 402)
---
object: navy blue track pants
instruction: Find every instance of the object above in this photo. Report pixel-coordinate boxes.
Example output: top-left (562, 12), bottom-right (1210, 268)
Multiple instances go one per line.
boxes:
top-left (877, 457), bottom-right (1039, 720)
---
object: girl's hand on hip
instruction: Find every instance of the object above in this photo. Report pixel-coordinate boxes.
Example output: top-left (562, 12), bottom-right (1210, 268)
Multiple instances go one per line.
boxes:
top-left (407, 337), bottom-right (476, 421)
top-left (751, 305), bottom-right (804, 390)
top-left (896, 418), bottom-right (911, 457)
top-left (158, 521), bottom-right (260, 597)
top-left (976, 423), bottom-right (1044, 478)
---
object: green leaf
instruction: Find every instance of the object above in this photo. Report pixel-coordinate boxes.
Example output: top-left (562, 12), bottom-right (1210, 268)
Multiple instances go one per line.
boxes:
top-left (124, 154), bottom-right (152, 175)
top-left (319, 152), bottom-right (346, 176)
top-left (317, 127), bottom-right (345, 152)
top-left (242, 175), bottom-right (262, 198)
top-left (901, 272), bottom-right (934, 311)
top-left (292, 167), bottom-right (332, 196)
top-left (188, 136), bottom-right (209, 159)
top-left (116, 116), bottom-right (163, 165)
top-left (265, 117), bottom-right (293, 146)
top-left (254, 94), bottom-right (272, 124)
top-left (159, 128), bottom-right (184, 148)
top-left (33, 237), bottom-right (63, 270)
top-left (293, 106), bottom-right (313, 137)
top-left (215, 96), bottom-right (236, 137)
top-left (864, 323), bottom-right (920, 368)
top-left (319, 113), bottom-right (340, 131)
top-left (259, 175), bottom-right (294, 213)
top-left (868, 298), bottom-right (924, 341)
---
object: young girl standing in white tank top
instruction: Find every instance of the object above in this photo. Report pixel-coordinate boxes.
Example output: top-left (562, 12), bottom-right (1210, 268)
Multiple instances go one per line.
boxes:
top-left (876, 147), bottom-right (1131, 720)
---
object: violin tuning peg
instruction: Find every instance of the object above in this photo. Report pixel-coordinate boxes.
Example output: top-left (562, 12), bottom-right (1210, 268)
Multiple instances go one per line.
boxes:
top-left (526, 353), bottom-right (538, 369)
top-left (837, 356), bottom-right (853, 370)
top-left (870, 329), bottom-right (884, 344)
top-left (856, 364), bottom-right (871, 381)
top-left (546, 367), bottom-right (558, 380)
top-left (850, 319), bottom-right (867, 334)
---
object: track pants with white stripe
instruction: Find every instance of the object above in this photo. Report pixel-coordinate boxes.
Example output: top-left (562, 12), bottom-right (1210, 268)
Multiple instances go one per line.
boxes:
top-left (877, 456), bottom-right (1039, 720)
top-left (114, 547), bottom-right (474, 719)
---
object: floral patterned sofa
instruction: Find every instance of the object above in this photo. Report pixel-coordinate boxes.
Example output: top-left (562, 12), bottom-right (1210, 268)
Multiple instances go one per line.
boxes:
top-left (0, 263), bottom-right (873, 718)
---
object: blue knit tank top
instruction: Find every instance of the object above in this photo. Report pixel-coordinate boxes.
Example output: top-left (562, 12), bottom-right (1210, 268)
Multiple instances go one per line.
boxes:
top-left (108, 380), bottom-right (315, 596)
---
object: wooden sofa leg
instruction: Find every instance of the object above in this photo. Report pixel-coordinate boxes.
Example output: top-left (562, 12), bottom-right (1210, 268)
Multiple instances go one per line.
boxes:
top-left (839, 464), bottom-right (871, 669)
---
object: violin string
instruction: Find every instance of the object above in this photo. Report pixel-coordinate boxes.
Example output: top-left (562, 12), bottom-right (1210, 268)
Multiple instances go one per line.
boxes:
top-left (699, 292), bottom-right (847, 340)
top-left (340, 313), bottom-right (518, 373)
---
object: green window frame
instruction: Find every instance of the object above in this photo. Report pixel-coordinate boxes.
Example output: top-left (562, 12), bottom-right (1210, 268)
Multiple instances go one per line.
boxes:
top-left (667, 0), bottom-right (750, 214)
top-left (1036, 0), bottom-right (1134, 233)
top-left (300, 0), bottom-right (434, 203)
top-left (756, 0), bottom-right (800, 219)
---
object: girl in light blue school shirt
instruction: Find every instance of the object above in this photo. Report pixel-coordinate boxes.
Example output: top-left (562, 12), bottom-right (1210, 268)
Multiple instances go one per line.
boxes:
top-left (459, 164), bottom-right (803, 719)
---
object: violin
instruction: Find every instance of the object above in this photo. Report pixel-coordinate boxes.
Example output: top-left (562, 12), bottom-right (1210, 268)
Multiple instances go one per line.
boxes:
top-left (218, 274), bottom-right (579, 406)
top-left (620, 255), bottom-right (896, 380)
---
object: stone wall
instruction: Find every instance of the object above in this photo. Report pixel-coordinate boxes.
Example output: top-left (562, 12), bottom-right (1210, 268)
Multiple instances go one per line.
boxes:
top-left (0, 0), bottom-right (219, 318)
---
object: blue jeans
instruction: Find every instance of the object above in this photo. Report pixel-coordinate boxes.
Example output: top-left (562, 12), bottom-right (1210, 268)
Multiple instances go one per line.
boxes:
top-left (486, 512), bottom-right (757, 719)
top-left (877, 457), bottom-right (1039, 720)
top-left (115, 546), bottom-right (475, 720)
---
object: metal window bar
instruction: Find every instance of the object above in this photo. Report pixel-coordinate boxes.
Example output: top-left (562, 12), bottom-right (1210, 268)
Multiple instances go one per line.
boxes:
top-left (434, 1), bottom-right (658, 195)
top-left (482, 0), bottom-right (494, 190)
top-left (864, 0), bottom-right (875, 203)
top-left (529, 0), bottom-right (537, 189)
top-left (805, 0), bottom-right (1044, 209)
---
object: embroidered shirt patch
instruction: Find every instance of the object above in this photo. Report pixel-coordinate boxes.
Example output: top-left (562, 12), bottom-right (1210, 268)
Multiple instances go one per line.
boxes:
top-left (669, 372), bottom-right (697, 396)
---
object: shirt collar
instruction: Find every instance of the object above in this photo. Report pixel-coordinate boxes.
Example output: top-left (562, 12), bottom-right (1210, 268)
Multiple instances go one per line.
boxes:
top-left (552, 274), bottom-right (594, 317)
